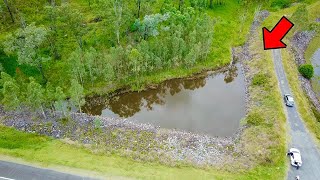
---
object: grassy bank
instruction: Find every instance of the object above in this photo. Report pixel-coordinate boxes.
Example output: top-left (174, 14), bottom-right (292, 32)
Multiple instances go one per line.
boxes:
top-left (305, 34), bottom-right (320, 64)
top-left (0, 123), bottom-right (285, 179)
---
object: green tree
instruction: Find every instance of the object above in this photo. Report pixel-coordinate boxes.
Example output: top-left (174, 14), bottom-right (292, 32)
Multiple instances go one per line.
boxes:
top-left (45, 82), bottom-right (56, 111)
top-left (69, 79), bottom-right (85, 113)
top-left (299, 64), bottom-right (314, 79)
top-left (26, 77), bottom-right (46, 117)
top-left (0, 63), bottom-right (4, 73)
top-left (84, 47), bottom-right (98, 86)
top-left (128, 48), bottom-right (143, 77)
top-left (44, 2), bottom-right (61, 60)
top-left (3, 23), bottom-right (49, 83)
top-left (113, 0), bottom-right (123, 44)
top-left (3, 0), bottom-right (14, 23)
top-left (134, 13), bottom-right (170, 40)
top-left (59, 4), bottom-right (86, 49)
top-left (68, 48), bottom-right (86, 85)
top-left (136, 0), bottom-right (155, 18)
top-left (1, 72), bottom-right (20, 111)
top-left (54, 86), bottom-right (67, 116)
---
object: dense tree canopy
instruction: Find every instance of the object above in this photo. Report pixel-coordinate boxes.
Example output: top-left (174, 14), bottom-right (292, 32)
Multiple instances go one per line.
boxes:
top-left (0, 0), bottom-right (257, 115)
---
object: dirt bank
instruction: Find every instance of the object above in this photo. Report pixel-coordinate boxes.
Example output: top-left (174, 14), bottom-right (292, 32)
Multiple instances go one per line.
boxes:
top-left (290, 31), bottom-right (320, 111)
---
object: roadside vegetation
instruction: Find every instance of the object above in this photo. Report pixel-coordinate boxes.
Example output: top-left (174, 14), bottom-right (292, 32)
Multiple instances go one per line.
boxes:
top-left (0, 0), bottom-right (319, 179)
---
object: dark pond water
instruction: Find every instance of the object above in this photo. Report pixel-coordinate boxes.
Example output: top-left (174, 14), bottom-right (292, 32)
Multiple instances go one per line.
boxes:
top-left (84, 63), bottom-right (246, 137)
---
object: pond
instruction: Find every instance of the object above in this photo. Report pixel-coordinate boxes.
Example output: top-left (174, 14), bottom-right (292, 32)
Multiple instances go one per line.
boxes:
top-left (84, 63), bottom-right (246, 137)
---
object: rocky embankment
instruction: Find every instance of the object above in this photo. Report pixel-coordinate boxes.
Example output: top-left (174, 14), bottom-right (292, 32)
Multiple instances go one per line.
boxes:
top-left (290, 31), bottom-right (320, 111)
top-left (0, 108), bottom-right (236, 166)
top-left (0, 10), bottom-right (269, 168)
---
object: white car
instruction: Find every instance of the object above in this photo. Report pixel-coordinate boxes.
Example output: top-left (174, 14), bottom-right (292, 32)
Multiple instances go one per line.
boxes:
top-left (284, 94), bottom-right (294, 107)
top-left (287, 148), bottom-right (302, 169)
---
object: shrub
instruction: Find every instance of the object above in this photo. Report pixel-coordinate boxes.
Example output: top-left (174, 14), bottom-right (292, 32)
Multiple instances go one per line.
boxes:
top-left (94, 118), bottom-right (102, 128)
top-left (59, 117), bottom-right (69, 125)
top-left (270, 0), bottom-right (291, 10)
top-left (246, 112), bottom-right (265, 126)
top-left (252, 73), bottom-right (268, 86)
top-left (299, 64), bottom-right (314, 79)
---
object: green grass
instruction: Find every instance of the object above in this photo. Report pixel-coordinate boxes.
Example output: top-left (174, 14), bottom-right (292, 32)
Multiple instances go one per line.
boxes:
top-left (0, 125), bottom-right (286, 179)
top-left (305, 34), bottom-right (320, 64)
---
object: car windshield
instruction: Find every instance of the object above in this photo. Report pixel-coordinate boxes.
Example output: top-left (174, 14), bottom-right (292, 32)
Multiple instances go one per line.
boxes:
top-left (288, 96), bottom-right (294, 102)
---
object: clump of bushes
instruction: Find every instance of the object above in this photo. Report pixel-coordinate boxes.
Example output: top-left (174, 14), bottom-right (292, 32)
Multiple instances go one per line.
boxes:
top-left (252, 73), bottom-right (268, 86)
top-left (246, 112), bottom-right (265, 126)
top-left (270, 0), bottom-right (291, 10)
top-left (299, 64), bottom-right (314, 79)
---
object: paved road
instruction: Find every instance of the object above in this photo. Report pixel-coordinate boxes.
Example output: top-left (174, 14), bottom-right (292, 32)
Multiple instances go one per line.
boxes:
top-left (272, 49), bottom-right (320, 179)
top-left (0, 160), bottom-right (94, 180)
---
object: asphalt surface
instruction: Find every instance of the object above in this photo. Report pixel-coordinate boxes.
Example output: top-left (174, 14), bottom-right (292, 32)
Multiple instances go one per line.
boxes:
top-left (272, 49), bottom-right (320, 180)
top-left (0, 160), bottom-right (94, 180)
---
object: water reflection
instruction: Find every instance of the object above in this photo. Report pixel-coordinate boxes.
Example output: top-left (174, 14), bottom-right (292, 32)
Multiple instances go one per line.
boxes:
top-left (84, 63), bottom-right (246, 136)
top-left (224, 63), bottom-right (238, 83)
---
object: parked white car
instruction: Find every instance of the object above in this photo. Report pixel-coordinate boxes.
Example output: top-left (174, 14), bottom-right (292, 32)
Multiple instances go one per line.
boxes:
top-left (287, 148), bottom-right (302, 169)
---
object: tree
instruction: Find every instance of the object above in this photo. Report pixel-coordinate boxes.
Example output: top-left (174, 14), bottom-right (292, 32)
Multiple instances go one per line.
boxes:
top-left (84, 47), bottom-right (98, 86)
top-left (299, 64), bottom-right (314, 79)
top-left (44, 2), bottom-right (61, 60)
top-left (26, 77), bottom-right (46, 117)
top-left (136, 0), bottom-right (154, 18)
top-left (54, 86), bottom-right (67, 116)
top-left (128, 48), bottom-right (143, 77)
top-left (3, 23), bottom-right (50, 83)
top-left (134, 13), bottom-right (170, 40)
top-left (179, 0), bottom-right (184, 11)
top-left (137, 0), bottom-right (142, 18)
top-left (1, 72), bottom-right (20, 111)
top-left (0, 63), bottom-right (3, 72)
top-left (3, 0), bottom-right (14, 23)
top-left (45, 82), bottom-right (56, 111)
top-left (113, 0), bottom-right (123, 44)
top-left (68, 48), bottom-right (86, 85)
top-left (69, 79), bottom-right (85, 113)
top-left (59, 4), bottom-right (86, 49)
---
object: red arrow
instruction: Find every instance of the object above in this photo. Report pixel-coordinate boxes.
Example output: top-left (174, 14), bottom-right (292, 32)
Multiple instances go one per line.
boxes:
top-left (263, 16), bottom-right (294, 50)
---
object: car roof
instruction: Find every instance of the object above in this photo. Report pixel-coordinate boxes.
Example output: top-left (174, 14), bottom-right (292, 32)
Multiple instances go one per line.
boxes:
top-left (290, 148), bottom-right (300, 153)
top-left (288, 97), bottom-right (294, 101)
